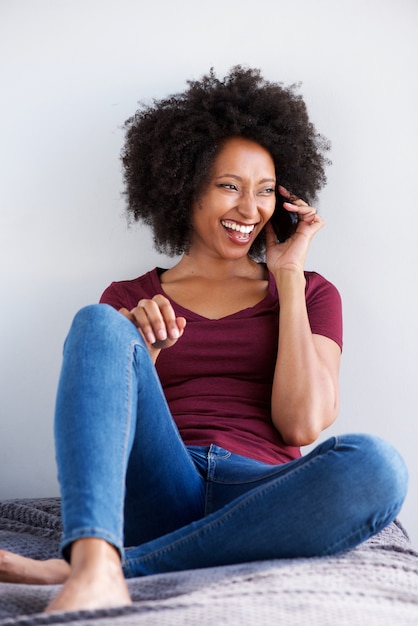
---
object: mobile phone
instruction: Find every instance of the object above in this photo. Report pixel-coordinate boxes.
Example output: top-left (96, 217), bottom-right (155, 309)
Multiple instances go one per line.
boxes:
top-left (270, 194), bottom-right (298, 242)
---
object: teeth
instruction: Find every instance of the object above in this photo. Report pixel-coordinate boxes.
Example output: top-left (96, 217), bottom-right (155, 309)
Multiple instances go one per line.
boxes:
top-left (221, 221), bottom-right (255, 234)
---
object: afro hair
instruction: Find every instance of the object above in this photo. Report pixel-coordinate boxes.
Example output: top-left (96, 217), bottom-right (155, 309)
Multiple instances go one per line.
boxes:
top-left (121, 65), bottom-right (330, 257)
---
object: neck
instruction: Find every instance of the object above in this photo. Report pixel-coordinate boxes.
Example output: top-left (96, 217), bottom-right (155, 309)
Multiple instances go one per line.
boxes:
top-left (170, 250), bottom-right (262, 281)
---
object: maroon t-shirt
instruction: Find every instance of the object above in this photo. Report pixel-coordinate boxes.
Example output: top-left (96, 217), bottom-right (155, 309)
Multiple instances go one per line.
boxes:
top-left (100, 267), bottom-right (342, 465)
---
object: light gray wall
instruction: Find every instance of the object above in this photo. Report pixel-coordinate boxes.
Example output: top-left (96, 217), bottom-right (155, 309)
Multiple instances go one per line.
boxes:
top-left (1, 0), bottom-right (417, 545)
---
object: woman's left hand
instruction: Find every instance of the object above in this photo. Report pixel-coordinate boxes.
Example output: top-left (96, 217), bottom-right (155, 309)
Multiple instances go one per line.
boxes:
top-left (265, 185), bottom-right (323, 275)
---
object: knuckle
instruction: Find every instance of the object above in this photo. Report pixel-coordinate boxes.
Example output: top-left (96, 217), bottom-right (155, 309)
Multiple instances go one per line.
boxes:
top-left (153, 294), bottom-right (174, 314)
top-left (153, 294), bottom-right (170, 306)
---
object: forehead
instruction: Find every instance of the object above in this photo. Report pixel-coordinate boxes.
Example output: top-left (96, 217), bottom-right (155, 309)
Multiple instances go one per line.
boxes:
top-left (212, 137), bottom-right (275, 174)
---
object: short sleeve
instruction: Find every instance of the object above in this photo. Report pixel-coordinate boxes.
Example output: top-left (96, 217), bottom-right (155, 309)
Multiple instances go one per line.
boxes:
top-left (100, 282), bottom-right (128, 310)
top-left (99, 269), bottom-right (161, 311)
top-left (305, 272), bottom-right (343, 351)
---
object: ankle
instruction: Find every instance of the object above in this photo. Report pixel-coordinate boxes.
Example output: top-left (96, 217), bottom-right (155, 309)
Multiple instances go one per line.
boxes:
top-left (44, 539), bottom-right (131, 614)
top-left (69, 538), bottom-right (122, 572)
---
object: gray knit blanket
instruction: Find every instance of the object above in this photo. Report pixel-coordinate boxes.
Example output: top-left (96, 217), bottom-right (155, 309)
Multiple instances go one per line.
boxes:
top-left (1, 498), bottom-right (418, 625)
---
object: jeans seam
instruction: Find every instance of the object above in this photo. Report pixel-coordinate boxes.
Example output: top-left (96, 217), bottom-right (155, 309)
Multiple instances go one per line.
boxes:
top-left (116, 339), bottom-right (138, 544)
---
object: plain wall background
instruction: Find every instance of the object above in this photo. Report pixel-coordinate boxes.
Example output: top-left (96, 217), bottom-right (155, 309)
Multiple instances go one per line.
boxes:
top-left (1, 0), bottom-right (417, 546)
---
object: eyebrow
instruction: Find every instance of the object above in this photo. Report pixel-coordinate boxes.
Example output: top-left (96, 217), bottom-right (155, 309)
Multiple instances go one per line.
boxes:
top-left (215, 174), bottom-right (276, 184)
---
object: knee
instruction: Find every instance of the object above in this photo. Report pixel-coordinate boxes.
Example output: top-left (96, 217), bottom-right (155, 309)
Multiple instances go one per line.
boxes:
top-left (72, 303), bottom-right (120, 329)
top-left (340, 433), bottom-right (408, 513)
top-left (65, 304), bottom-right (142, 351)
top-left (371, 435), bottom-right (408, 508)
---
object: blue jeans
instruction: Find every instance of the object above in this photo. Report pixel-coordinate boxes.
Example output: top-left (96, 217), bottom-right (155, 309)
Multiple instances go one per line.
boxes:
top-left (54, 304), bottom-right (408, 577)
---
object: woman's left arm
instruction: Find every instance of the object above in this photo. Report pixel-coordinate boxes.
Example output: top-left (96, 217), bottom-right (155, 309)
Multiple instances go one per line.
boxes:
top-left (266, 188), bottom-right (341, 446)
top-left (271, 268), bottom-right (341, 446)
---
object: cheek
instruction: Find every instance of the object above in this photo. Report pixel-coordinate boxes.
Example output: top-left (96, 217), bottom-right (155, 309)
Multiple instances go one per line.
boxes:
top-left (263, 197), bottom-right (276, 219)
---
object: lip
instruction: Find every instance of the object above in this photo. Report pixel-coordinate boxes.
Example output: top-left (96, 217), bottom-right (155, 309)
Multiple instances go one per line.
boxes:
top-left (221, 219), bottom-right (258, 245)
top-left (221, 220), bottom-right (256, 234)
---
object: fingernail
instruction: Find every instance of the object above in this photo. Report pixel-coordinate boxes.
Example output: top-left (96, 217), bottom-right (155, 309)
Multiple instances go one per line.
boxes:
top-left (171, 327), bottom-right (180, 339)
top-left (157, 329), bottom-right (167, 341)
top-left (146, 332), bottom-right (156, 344)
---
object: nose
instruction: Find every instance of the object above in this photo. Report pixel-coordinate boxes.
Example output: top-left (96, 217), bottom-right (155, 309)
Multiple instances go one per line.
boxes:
top-left (237, 191), bottom-right (259, 220)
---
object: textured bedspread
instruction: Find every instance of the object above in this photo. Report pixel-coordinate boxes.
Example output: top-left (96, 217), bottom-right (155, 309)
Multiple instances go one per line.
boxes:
top-left (1, 498), bottom-right (418, 625)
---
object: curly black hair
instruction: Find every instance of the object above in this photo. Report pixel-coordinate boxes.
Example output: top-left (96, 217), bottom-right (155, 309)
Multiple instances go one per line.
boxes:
top-left (121, 65), bottom-right (330, 257)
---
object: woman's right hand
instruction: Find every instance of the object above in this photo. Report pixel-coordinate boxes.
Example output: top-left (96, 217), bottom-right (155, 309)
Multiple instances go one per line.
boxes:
top-left (119, 295), bottom-right (186, 361)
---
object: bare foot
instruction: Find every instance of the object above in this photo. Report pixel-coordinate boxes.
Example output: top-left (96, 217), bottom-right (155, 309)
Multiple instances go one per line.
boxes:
top-left (0, 549), bottom-right (70, 584)
top-left (45, 538), bottom-right (132, 613)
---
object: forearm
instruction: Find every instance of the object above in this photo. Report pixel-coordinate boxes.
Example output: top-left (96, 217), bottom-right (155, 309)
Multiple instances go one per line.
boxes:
top-left (271, 269), bottom-right (340, 446)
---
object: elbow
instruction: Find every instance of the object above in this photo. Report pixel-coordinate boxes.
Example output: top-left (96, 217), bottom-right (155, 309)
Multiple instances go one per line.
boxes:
top-left (280, 425), bottom-right (323, 448)
top-left (273, 404), bottom-right (339, 448)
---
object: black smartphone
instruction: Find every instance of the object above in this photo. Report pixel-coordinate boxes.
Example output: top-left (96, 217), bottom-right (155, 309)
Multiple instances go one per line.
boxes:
top-left (270, 194), bottom-right (298, 242)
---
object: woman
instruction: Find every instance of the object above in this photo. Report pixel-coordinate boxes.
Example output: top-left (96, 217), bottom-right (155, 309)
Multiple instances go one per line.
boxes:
top-left (0, 66), bottom-right (408, 613)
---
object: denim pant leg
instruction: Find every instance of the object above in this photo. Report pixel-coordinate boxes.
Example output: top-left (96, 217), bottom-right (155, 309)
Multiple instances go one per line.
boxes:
top-left (54, 304), bottom-right (205, 558)
top-left (123, 434), bottom-right (408, 576)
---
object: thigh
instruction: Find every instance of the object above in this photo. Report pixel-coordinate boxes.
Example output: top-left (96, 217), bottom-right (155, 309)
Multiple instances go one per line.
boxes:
top-left (123, 434), bottom-right (408, 576)
top-left (124, 355), bottom-right (205, 547)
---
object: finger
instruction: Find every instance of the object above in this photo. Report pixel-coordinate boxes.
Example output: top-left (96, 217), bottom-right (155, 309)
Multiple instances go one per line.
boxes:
top-left (119, 306), bottom-right (156, 346)
top-left (299, 212), bottom-right (324, 235)
top-left (310, 213), bottom-right (324, 229)
top-left (119, 307), bottom-right (133, 320)
top-left (292, 206), bottom-right (317, 223)
top-left (176, 316), bottom-right (187, 335)
top-left (278, 184), bottom-right (292, 199)
top-left (283, 208), bottom-right (323, 242)
top-left (278, 185), bottom-right (308, 207)
top-left (130, 302), bottom-right (159, 344)
top-left (283, 195), bottom-right (317, 222)
top-left (134, 295), bottom-right (181, 345)
top-left (264, 221), bottom-right (281, 247)
top-left (152, 295), bottom-right (181, 340)
top-left (119, 307), bottom-right (146, 329)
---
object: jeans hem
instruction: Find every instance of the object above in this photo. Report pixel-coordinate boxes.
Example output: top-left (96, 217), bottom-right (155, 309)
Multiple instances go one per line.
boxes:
top-left (60, 528), bottom-right (124, 562)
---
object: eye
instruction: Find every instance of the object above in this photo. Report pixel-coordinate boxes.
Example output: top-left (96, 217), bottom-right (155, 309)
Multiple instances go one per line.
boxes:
top-left (259, 187), bottom-right (275, 195)
top-left (218, 183), bottom-right (238, 191)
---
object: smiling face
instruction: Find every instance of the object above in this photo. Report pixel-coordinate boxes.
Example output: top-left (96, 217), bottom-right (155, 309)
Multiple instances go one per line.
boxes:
top-left (190, 136), bottom-right (276, 260)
